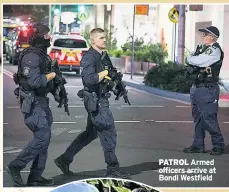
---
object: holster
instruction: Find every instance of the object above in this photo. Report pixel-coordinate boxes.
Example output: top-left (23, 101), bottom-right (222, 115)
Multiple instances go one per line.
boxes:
top-left (79, 89), bottom-right (98, 112)
top-left (19, 89), bottom-right (35, 114)
top-left (77, 89), bottom-right (84, 99)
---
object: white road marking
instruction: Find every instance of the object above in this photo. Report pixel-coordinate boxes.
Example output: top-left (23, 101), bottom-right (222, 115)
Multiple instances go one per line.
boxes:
top-left (3, 170), bottom-right (30, 173)
top-left (6, 105), bottom-right (86, 108)
top-left (4, 121), bottom-right (228, 124)
top-left (7, 106), bottom-right (20, 109)
top-left (68, 129), bottom-right (82, 133)
top-left (5, 104), bottom-right (122, 109)
top-left (51, 128), bottom-right (68, 136)
top-left (53, 122), bottom-right (76, 124)
top-left (65, 85), bottom-right (83, 88)
top-left (114, 120), bottom-right (140, 123)
top-left (175, 105), bottom-right (191, 108)
top-left (154, 120), bottom-right (193, 123)
top-left (68, 105), bottom-right (84, 108)
top-left (3, 69), bottom-right (13, 78)
top-left (121, 105), bottom-right (164, 108)
top-left (145, 120), bottom-right (155, 122)
top-left (3, 147), bottom-right (18, 151)
top-left (75, 115), bottom-right (85, 119)
top-left (3, 149), bottom-right (22, 154)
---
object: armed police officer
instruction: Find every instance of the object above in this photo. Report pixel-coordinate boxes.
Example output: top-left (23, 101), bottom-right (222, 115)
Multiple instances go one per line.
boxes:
top-left (184, 26), bottom-right (225, 156)
top-left (54, 28), bottom-right (130, 178)
top-left (6, 24), bottom-right (57, 186)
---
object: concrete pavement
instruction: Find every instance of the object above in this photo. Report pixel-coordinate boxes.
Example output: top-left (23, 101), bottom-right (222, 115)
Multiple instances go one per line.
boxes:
top-left (122, 73), bottom-right (229, 107)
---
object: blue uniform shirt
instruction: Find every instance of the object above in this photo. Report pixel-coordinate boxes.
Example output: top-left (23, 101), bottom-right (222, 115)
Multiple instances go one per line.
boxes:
top-left (187, 44), bottom-right (221, 67)
top-left (50, 182), bottom-right (99, 192)
top-left (80, 48), bottom-right (100, 87)
top-left (21, 52), bottom-right (47, 88)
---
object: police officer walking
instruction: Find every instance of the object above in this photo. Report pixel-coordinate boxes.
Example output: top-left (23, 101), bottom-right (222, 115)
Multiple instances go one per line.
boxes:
top-left (184, 26), bottom-right (225, 155)
top-left (6, 24), bottom-right (56, 186)
top-left (54, 28), bottom-right (130, 178)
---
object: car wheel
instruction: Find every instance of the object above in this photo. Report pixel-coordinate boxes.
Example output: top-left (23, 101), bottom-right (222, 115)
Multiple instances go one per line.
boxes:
top-left (75, 70), bottom-right (80, 76)
top-left (12, 57), bottom-right (18, 65)
top-left (5, 53), bottom-right (9, 60)
top-left (9, 56), bottom-right (12, 64)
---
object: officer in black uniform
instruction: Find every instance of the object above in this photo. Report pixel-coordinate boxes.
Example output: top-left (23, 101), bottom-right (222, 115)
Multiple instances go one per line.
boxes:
top-left (54, 28), bottom-right (130, 178)
top-left (183, 26), bottom-right (225, 155)
top-left (6, 23), bottom-right (56, 186)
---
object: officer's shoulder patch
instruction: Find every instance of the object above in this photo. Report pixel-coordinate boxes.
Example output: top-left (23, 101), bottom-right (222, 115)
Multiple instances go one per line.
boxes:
top-left (23, 67), bottom-right (30, 76)
top-left (205, 48), bottom-right (213, 55)
top-left (212, 43), bottom-right (219, 49)
top-left (25, 59), bottom-right (32, 65)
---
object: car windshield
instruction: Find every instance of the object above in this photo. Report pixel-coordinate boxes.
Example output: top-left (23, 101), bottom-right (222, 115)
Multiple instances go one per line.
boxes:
top-left (54, 38), bottom-right (87, 48)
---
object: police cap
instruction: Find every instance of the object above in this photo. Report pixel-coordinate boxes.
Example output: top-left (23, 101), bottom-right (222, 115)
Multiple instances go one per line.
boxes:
top-left (198, 26), bottom-right (220, 38)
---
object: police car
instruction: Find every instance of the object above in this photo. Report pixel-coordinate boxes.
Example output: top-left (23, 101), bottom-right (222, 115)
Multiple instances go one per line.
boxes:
top-left (5, 26), bottom-right (31, 65)
top-left (48, 34), bottom-right (88, 74)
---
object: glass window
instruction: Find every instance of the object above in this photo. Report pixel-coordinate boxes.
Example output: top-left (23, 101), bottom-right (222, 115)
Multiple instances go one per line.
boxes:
top-left (54, 38), bottom-right (87, 48)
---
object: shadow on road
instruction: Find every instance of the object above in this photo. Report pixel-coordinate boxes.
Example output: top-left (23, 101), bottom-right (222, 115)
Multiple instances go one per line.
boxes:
top-left (52, 161), bottom-right (163, 186)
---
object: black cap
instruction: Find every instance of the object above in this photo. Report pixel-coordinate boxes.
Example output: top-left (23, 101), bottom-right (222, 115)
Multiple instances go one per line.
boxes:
top-left (198, 26), bottom-right (220, 38)
top-left (33, 23), bottom-right (50, 36)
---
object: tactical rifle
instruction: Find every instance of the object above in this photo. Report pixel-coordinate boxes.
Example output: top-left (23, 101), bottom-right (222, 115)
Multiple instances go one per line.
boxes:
top-left (101, 51), bottom-right (131, 105)
top-left (51, 59), bottom-right (70, 115)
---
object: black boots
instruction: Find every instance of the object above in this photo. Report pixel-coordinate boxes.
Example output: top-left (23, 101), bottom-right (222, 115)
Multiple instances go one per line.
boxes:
top-left (27, 174), bottom-right (54, 186)
top-left (210, 146), bottom-right (225, 156)
top-left (6, 163), bottom-right (54, 187)
top-left (183, 146), bottom-right (205, 153)
top-left (6, 164), bottom-right (25, 187)
top-left (105, 167), bottom-right (131, 179)
top-left (54, 155), bottom-right (74, 176)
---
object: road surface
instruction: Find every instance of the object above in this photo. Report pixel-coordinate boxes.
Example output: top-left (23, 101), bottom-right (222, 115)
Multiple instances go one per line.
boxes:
top-left (3, 56), bottom-right (229, 188)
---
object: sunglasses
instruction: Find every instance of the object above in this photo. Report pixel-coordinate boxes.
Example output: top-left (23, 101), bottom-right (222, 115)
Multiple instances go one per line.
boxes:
top-left (201, 32), bottom-right (211, 37)
top-left (201, 32), bottom-right (217, 38)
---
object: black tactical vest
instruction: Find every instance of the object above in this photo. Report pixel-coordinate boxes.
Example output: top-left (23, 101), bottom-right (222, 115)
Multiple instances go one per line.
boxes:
top-left (17, 47), bottom-right (52, 95)
top-left (81, 47), bottom-right (104, 94)
top-left (208, 42), bottom-right (224, 82)
top-left (194, 42), bottom-right (224, 84)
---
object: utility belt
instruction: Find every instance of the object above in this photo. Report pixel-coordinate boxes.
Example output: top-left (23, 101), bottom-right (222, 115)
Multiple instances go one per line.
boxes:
top-left (14, 87), bottom-right (49, 114)
top-left (14, 87), bottom-right (35, 114)
top-left (34, 90), bottom-right (48, 97)
top-left (192, 82), bottom-right (218, 89)
top-left (77, 88), bottom-right (111, 113)
top-left (192, 66), bottom-right (219, 85)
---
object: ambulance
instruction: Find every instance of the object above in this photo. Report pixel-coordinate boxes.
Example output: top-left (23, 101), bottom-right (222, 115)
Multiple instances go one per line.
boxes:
top-left (48, 34), bottom-right (88, 75)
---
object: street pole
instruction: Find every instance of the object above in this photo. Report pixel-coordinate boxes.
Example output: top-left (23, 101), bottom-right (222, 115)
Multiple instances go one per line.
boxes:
top-left (131, 5), bottom-right (136, 80)
top-left (177, 5), bottom-right (186, 64)
top-left (49, 5), bottom-right (52, 31)
top-left (174, 23), bottom-right (177, 63)
top-left (59, 5), bottom-right (62, 32)
top-left (66, 24), bottom-right (68, 33)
